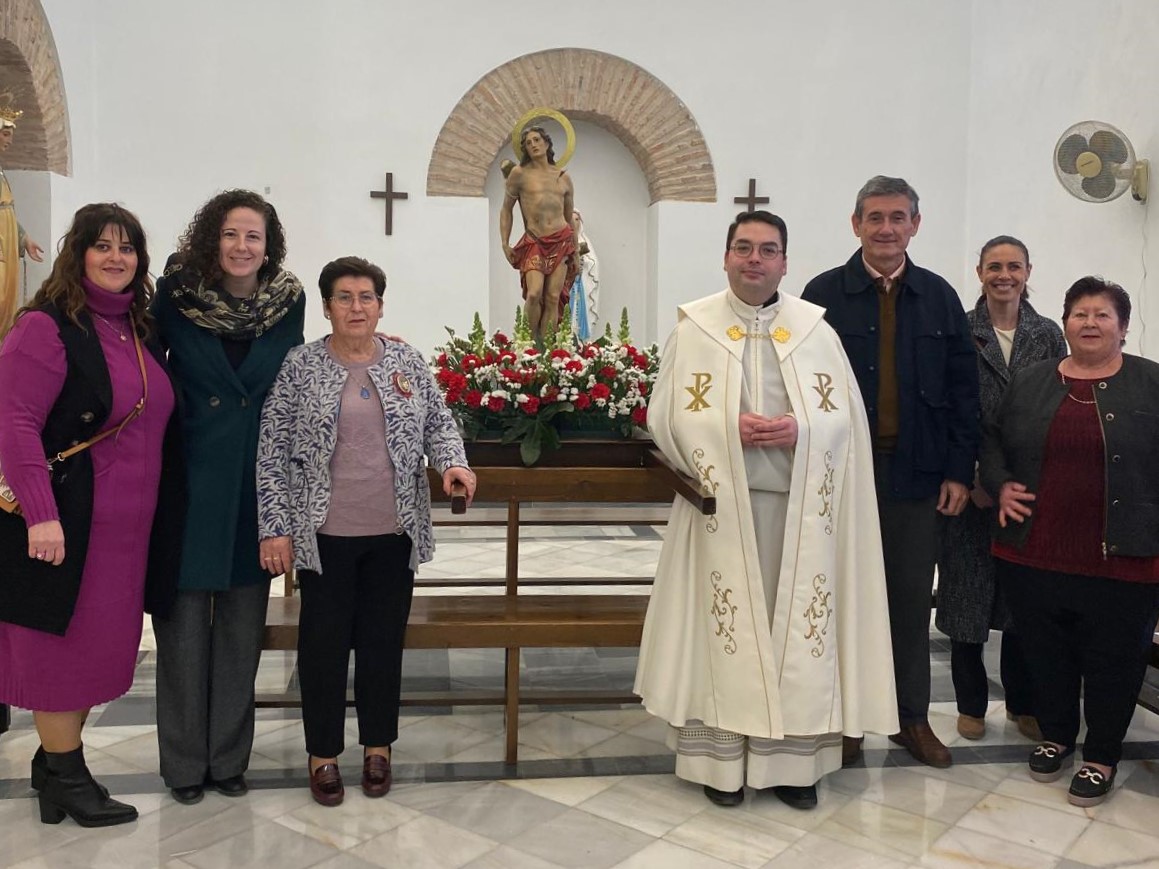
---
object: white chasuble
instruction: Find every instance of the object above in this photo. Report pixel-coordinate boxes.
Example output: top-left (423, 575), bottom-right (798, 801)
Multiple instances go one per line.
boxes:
top-left (635, 289), bottom-right (898, 741)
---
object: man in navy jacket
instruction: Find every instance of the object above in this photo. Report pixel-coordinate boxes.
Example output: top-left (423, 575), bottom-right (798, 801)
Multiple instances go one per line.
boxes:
top-left (802, 176), bottom-right (979, 769)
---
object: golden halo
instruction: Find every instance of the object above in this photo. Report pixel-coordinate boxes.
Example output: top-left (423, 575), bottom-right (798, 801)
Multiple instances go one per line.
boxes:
top-left (511, 107), bottom-right (576, 169)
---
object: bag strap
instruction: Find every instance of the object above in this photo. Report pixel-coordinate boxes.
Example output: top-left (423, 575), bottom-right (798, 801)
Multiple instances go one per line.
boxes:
top-left (50, 325), bottom-right (149, 465)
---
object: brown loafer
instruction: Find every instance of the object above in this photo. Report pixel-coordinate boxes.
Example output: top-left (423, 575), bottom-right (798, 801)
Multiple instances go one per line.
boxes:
top-left (309, 762), bottom-right (344, 807)
top-left (957, 714), bottom-right (986, 740)
top-left (889, 722), bottom-right (952, 768)
top-left (841, 735), bottom-right (863, 767)
top-left (362, 754), bottom-right (391, 798)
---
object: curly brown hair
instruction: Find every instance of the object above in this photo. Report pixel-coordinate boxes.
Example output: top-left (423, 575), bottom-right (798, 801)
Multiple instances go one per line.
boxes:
top-left (11, 203), bottom-right (154, 339)
top-left (175, 189), bottom-right (287, 285)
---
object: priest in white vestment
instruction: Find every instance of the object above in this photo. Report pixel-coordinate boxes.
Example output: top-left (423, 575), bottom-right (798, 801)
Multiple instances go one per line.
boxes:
top-left (635, 211), bottom-right (897, 809)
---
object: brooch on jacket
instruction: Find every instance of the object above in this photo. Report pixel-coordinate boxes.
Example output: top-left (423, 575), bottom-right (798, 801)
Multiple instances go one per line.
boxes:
top-left (392, 372), bottom-right (413, 398)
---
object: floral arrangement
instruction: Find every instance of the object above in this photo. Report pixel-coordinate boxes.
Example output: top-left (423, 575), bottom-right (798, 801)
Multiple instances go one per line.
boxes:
top-left (431, 308), bottom-right (660, 465)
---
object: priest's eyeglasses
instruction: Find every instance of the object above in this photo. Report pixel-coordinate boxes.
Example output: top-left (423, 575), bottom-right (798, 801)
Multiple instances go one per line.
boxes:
top-left (729, 241), bottom-right (783, 259)
top-left (330, 291), bottom-right (380, 308)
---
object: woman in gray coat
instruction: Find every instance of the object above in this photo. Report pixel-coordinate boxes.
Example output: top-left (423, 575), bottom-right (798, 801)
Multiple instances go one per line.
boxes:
top-left (936, 236), bottom-right (1065, 741)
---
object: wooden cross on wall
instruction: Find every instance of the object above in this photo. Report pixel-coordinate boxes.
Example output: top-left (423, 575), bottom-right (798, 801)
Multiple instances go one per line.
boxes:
top-left (369, 172), bottom-right (409, 235)
top-left (733, 178), bottom-right (770, 212)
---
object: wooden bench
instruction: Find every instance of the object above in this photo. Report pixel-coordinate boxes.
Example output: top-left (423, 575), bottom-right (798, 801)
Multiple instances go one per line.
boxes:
top-left (259, 438), bottom-right (713, 762)
top-left (261, 594), bottom-right (650, 759)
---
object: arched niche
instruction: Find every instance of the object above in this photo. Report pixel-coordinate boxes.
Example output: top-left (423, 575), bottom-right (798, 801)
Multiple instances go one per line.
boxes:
top-left (427, 48), bottom-right (714, 204)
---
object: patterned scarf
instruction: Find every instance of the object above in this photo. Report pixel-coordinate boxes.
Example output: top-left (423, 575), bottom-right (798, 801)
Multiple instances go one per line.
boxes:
top-left (164, 260), bottom-right (303, 339)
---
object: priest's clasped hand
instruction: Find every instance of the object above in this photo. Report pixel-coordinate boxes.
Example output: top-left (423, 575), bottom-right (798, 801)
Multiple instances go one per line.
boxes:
top-left (739, 412), bottom-right (798, 448)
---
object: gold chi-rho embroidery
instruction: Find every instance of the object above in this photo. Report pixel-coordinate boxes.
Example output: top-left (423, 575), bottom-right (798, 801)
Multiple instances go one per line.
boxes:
top-left (813, 372), bottom-right (838, 412)
top-left (685, 372), bottom-right (712, 411)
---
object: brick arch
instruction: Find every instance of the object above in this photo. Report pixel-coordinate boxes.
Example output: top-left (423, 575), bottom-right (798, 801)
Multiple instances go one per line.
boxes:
top-left (0, 0), bottom-right (70, 174)
top-left (427, 48), bottom-right (715, 203)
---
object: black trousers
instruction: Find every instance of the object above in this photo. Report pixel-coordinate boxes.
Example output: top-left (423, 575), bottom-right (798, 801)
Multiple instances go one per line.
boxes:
top-left (297, 533), bottom-right (415, 759)
top-left (874, 452), bottom-right (939, 727)
top-left (950, 633), bottom-right (1034, 718)
top-left (1000, 559), bottom-right (1159, 766)
top-left (0, 703), bottom-right (9, 735)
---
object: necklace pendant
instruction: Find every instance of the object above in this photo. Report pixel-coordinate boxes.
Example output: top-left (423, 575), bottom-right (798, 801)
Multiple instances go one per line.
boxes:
top-left (360, 386), bottom-right (371, 400)
top-left (120, 333), bottom-right (127, 342)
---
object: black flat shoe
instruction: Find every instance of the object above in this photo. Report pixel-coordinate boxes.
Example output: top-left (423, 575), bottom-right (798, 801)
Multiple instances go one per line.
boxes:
top-left (703, 785), bottom-right (744, 807)
top-left (771, 784), bottom-right (818, 810)
top-left (210, 775), bottom-right (248, 797)
top-left (1028, 742), bottom-right (1075, 782)
top-left (171, 784), bottom-right (205, 805)
top-left (1068, 765), bottom-right (1115, 807)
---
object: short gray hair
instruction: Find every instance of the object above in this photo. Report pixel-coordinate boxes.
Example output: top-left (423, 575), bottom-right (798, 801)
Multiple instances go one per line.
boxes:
top-left (854, 176), bottom-right (920, 219)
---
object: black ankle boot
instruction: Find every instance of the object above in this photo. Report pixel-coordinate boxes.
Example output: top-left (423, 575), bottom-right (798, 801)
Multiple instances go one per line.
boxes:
top-left (39, 746), bottom-right (137, 827)
top-left (32, 745), bottom-right (110, 797)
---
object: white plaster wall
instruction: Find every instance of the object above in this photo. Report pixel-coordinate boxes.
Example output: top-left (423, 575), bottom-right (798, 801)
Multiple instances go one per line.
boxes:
top-left (963, 0), bottom-right (1159, 356)
top-left (35, 0), bottom-right (1156, 359)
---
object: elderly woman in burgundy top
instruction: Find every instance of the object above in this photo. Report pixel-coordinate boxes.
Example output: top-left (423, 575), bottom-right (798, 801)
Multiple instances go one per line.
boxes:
top-left (257, 256), bottom-right (474, 807)
top-left (980, 276), bottom-right (1159, 808)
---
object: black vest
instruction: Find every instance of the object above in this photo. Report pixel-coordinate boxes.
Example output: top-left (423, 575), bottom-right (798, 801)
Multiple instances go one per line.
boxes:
top-left (0, 305), bottom-right (185, 635)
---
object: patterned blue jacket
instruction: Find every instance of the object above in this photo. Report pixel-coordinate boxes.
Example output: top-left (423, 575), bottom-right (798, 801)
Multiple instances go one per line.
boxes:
top-left (256, 337), bottom-right (467, 573)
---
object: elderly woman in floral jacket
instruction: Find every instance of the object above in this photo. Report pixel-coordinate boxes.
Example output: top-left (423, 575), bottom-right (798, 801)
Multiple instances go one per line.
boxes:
top-left (936, 236), bottom-right (1064, 742)
top-left (257, 256), bottom-right (474, 807)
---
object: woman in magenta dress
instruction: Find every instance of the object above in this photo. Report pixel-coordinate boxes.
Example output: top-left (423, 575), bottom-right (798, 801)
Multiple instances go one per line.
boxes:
top-left (0, 203), bottom-right (178, 827)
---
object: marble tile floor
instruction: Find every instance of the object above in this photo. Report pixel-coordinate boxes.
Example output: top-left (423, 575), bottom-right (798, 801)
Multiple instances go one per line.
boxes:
top-left (3, 519), bottom-right (1159, 867)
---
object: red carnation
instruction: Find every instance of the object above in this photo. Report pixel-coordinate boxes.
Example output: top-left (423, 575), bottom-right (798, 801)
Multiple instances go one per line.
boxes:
top-left (436, 368), bottom-right (453, 386)
top-left (631, 405), bottom-right (648, 425)
top-left (499, 350), bottom-right (517, 363)
top-left (465, 390), bottom-right (483, 408)
top-left (521, 397), bottom-right (540, 414)
top-left (591, 383), bottom-right (611, 400)
top-left (493, 332), bottom-right (510, 346)
top-left (436, 353), bottom-right (448, 366)
top-left (549, 348), bottom-right (571, 361)
top-left (500, 367), bottom-right (521, 382)
top-left (544, 386), bottom-right (560, 402)
top-left (524, 348), bottom-right (539, 357)
top-left (564, 359), bottom-right (584, 373)
top-left (487, 395), bottom-right (505, 412)
top-left (574, 393), bottom-right (592, 410)
top-left (599, 365), bottom-right (617, 380)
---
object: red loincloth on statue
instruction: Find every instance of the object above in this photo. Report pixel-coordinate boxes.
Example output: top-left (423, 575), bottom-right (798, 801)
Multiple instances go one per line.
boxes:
top-left (511, 225), bottom-right (578, 314)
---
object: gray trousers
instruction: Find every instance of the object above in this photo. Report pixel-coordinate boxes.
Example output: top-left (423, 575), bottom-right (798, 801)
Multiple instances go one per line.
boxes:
top-left (873, 452), bottom-right (940, 728)
top-left (152, 581), bottom-right (270, 788)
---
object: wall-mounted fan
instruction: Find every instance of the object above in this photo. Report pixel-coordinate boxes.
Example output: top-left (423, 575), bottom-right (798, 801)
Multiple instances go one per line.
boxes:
top-left (1054, 121), bottom-right (1149, 203)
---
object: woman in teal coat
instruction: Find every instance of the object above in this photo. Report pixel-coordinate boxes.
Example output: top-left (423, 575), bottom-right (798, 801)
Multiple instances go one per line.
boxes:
top-left (151, 190), bottom-right (304, 805)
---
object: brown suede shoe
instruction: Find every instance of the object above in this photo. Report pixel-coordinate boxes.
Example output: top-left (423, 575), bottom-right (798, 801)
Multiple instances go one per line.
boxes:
top-left (889, 722), bottom-right (952, 768)
top-left (956, 714), bottom-right (986, 740)
top-left (1006, 711), bottom-right (1044, 742)
top-left (309, 762), bottom-right (344, 807)
top-left (362, 754), bottom-right (391, 798)
top-left (841, 736), bottom-right (863, 767)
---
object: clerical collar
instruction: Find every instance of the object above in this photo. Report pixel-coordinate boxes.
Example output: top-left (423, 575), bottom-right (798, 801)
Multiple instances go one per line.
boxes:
top-left (727, 289), bottom-right (782, 318)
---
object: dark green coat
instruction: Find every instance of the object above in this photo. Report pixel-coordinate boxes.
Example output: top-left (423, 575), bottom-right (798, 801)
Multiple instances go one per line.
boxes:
top-left (152, 277), bottom-right (304, 591)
